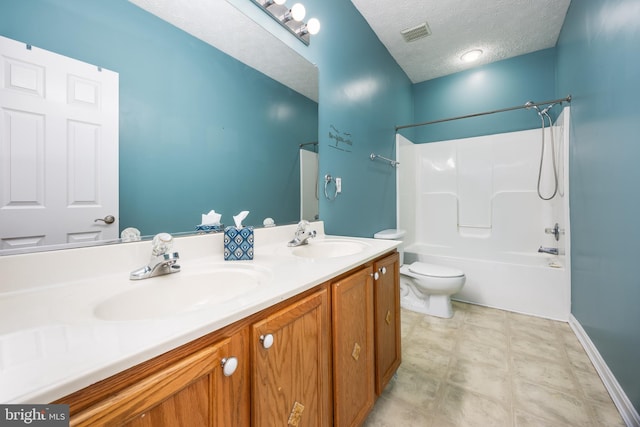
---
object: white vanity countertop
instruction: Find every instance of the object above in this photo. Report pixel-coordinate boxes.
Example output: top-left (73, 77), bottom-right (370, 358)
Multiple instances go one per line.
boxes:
top-left (0, 222), bottom-right (399, 404)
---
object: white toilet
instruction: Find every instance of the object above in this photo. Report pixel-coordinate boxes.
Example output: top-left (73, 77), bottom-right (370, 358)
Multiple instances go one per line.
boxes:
top-left (399, 262), bottom-right (465, 318)
top-left (374, 229), bottom-right (466, 319)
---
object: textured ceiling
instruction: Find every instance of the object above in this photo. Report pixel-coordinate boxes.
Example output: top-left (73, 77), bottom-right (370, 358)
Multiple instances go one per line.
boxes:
top-left (351, 0), bottom-right (571, 83)
top-left (128, 0), bottom-right (318, 101)
top-left (129, 0), bottom-right (571, 101)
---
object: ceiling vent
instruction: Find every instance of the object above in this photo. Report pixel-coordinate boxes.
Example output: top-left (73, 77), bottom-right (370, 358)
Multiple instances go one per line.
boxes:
top-left (401, 22), bottom-right (431, 42)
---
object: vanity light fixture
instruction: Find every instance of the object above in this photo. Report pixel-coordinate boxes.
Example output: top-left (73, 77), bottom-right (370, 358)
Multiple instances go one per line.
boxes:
top-left (262, 0), bottom-right (286, 7)
top-left (461, 49), bottom-right (483, 63)
top-left (282, 3), bottom-right (305, 23)
top-left (296, 18), bottom-right (321, 36)
top-left (251, 0), bottom-right (320, 45)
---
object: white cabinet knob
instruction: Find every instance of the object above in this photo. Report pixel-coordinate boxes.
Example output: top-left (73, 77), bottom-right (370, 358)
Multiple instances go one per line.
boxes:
top-left (379, 266), bottom-right (387, 275)
top-left (260, 334), bottom-right (274, 349)
top-left (221, 357), bottom-right (238, 377)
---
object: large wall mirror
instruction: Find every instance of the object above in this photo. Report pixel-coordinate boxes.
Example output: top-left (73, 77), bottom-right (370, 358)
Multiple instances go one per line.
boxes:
top-left (0, 0), bottom-right (318, 255)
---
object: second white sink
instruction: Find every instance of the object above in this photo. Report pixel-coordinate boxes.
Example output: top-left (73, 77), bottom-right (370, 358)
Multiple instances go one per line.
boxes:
top-left (94, 263), bottom-right (272, 321)
top-left (291, 239), bottom-right (369, 259)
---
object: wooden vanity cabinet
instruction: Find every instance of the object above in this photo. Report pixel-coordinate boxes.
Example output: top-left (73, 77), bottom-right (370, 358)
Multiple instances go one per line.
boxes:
top-left (373, 251), bottom-right (401, 395)
top-left (69, 329), bottom-right (249, 427)
top-left (251, 288), bottom-right (331, 427)
top-left (331, 266), bottom-right (375, 427)
top-left (57, 250), bottom-right (400, 427)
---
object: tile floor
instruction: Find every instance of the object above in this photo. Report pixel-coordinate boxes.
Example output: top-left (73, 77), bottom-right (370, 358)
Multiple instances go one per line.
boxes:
top-left (364, 301), bottom-right (626, 427)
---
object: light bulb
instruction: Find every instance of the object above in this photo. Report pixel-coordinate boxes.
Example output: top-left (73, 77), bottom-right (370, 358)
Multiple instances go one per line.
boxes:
top-left (307, 18), bottom-right (320, 35)
top-left (290, 3), bottom-right (306, 21)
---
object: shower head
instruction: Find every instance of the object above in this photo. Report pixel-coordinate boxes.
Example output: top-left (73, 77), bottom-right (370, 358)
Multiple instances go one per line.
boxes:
top-left (541, 103), bottom-right (556, 116)
top-left (525, 101), bottom-right (541, 114)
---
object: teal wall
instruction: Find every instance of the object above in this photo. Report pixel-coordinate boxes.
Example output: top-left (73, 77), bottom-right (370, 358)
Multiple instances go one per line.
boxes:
top-left (557, 0), bottom-right (640, 411)
top-left (409, 48), bottom-right (557, 143)
top-left (0, 0), bottom-right (318, 235)
top-left (310, 0), bottom-right (413, 237)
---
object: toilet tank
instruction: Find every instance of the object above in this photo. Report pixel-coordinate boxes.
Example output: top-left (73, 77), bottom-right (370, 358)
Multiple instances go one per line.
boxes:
top-left (373, 229), bottom-right (406, 265)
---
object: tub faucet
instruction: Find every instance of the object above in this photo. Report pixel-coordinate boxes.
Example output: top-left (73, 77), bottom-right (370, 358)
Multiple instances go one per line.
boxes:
top-left (130, 233), bottom-right (181, 280)
top-left (288, 220), bottom-right (317, 247)
top-left (538, 246), bottom-right (559, 255)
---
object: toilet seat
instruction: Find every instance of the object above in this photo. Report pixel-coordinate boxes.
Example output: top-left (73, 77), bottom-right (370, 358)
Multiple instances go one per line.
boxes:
top-left (407, 262), bottom-right (464, 278)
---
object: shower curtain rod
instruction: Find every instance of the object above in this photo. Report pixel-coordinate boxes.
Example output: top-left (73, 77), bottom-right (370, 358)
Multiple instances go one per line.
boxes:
top-left (395, 95), bottom-right (572, 131)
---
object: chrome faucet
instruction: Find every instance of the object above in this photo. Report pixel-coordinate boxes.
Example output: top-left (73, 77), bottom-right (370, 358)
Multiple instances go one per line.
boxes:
top-left (288, 220), bottom-right (317, 247)
top-left (538, 246), bottom-right (559, 255)
top-left (130, 233), bottom-right (181, 280)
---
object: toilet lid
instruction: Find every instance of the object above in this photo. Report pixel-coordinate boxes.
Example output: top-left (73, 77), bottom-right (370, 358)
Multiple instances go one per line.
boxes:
top-left (373, 229), bottom-right (406, 239)
top-left (408, 262), bottom-right (464, 278)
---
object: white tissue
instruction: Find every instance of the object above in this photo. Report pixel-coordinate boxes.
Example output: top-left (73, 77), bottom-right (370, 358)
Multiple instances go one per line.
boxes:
top-left (233, 210), bottom-right (250, 228)
top-left (201, 210), bottom-right (222, 226)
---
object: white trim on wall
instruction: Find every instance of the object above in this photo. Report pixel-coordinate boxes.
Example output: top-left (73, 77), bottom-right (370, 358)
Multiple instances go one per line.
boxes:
top-left (569, 314), bottom-right (640, 427)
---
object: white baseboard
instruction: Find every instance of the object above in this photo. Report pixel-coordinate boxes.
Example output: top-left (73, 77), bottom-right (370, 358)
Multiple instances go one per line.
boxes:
top-left (569, 314), bottom-right (640, 427)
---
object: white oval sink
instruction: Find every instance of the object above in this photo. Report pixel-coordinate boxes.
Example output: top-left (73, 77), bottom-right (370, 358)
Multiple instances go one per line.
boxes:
top-left (94, 264), bottom-right (271, 321)
top-left (291, 239), bottom-right (369, 259)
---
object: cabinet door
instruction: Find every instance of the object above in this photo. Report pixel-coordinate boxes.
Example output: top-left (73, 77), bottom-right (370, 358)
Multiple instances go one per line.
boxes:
top-left (71, 331), bottom-right (249, 427)
top-left (373, 252), bottom-right (401, 395)
top-left (251, 289), bottom-right (330, 427)
top-left (332, 267), bottom-right (375, 427)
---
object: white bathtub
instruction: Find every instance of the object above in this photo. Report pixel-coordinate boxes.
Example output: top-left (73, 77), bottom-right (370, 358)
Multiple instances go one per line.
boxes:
top-left (404, 243), bottom-right (570, 321)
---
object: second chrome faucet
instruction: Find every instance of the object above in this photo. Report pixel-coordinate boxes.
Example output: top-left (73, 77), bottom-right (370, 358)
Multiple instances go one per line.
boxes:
top-left (288, 220), bottom-right (317, 247)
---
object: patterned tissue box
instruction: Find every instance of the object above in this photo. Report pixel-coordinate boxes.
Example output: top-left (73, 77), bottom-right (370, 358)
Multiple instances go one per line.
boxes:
top-left (195, 224), bottom-right (224, 234)
top-left (224, 226), bottom-right (254, 260)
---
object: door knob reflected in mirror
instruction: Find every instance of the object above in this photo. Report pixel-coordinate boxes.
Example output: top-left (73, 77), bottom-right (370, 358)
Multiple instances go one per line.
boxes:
top-left (94, 215), bottom-right (115, 224)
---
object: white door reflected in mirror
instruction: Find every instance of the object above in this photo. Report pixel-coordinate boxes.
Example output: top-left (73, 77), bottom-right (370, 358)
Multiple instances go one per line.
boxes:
top-left (0, 36), bottom-right (119, 253)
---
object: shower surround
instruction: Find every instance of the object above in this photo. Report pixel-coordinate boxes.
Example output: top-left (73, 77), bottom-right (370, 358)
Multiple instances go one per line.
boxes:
top-left (398, 108), bottom-right (571, 320)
